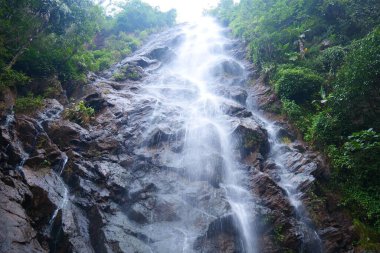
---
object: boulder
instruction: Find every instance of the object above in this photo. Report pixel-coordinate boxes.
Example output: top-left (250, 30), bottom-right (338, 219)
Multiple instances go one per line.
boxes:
top-left (229, 88), bottom-right (248, 104)
top-left (220, 99), bottom-right (252, 118)
top-left (84, 93), bottom-right (113, 112)
top-left (212, 59), bottom-right (244, 77)
top-left (250, 171), bottom-right (294, 217)
top-left (232, 118), bottom-right (269, 158)
top-left (146, 46), bottom-right (176, 62)
top-left (113, 64), bottom-right (145, 82)
top-left (0, 173), bottom-right (48, 253)
top-left (47, 120), bottom-right (89, 149)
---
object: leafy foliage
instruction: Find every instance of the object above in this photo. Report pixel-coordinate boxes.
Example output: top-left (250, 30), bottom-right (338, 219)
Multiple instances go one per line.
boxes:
top-left (14, 93), bottom-right (43, 113)
top-left (318, 46), bottom-right (346, 74)
top-left (64, 101), bottom-right (95, 126)
top-left (331, 28), bottom-right (380, 134)
top-left (0, 0), bottom-right (176, 93)
top-left (281, 99), bottom-right (311, 134)
top-left (114, 0), bottom-right (176, 33)
top-left (275, 67), bottom-right (323, 103)
top-left (328, 129), bottom-right (380, 232)
top-left (0, 69), bottom-right (30, 90)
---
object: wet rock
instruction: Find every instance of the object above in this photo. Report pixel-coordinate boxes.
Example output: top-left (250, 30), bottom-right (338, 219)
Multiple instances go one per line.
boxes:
top-left (126, 203), bottom-right (150, 224)
top-left (250, 171), bottom-right (294, 217)
top-left (0, 131), bottom-right (23, 170)
top-left (14, 115), bottom-right (39, 152)
top-left (152, 198), bottom-right (180, 222)
top-left (146, 128), bottom-right (172, 147)
top-left (84, 92), bottom-right (113, 112)
top-left (22, 76), bottom-right (67, 104)
top-left (229, 88), bottom-right (248, 104)
top-left (49, 203), bottom-right (94, 253)
top-left (168, 33), bottom-right (186, 47)
top-left (145, 127), bottom-right (184, 148)
top-left (146, 46), bottom-right (176, 62)
top-left (132, 56), bottom-right (158, 68)
top-left (23, 168), bottom-right (66, 228)
top-left (194, 214), bottom-right (241, 253)
top-left (38, 99), bottom-right (64, 122)
top-left (212, 59), bottom-right (244, 77)
top-left (276, 127), bottom-right (296, 142)
top-left (319, 226), bottom-right (354, 253)
top-left (232, 118), bottom-right (269, 158)
top-left (0, 173), bottom-right (48, 253)
top-left (282, 151), bottom-right (319, 176)
top-left (221, 99), bottom-right (252, 118)
top-left (194, 153), bottom-right (226, 188)
top-left (88, 206), bottom-right (108, 253)
top-left (113, 64), bottom-right (145, 82)
top-left (291, 142), bottom-right (306, 153)
top-left (251, 77), bottom-right (281, 112)
top-left (47, 120), bottom-right (89, 149)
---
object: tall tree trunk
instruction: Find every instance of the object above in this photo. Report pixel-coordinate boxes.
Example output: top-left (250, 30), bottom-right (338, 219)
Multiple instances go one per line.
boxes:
top-left (5, 0), bottom-right (65, 70)
top-left (5, 38), bottom-right (33, 70)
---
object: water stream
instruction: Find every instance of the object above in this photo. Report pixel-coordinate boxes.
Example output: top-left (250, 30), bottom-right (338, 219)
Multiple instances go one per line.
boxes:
top-left (247, 97), bottom-right (324, 252)
top-left (132, 16), bottom-right (323, 252)
top-left (135, 17), bottom-right (257, 252)
top-left (48, 153), bottom-right (69, 229)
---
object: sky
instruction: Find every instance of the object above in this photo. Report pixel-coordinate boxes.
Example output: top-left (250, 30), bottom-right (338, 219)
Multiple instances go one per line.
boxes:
top-left (141, 0), bottom-right (221, 21)
top-left (97, 0), bottom-right (231, 22)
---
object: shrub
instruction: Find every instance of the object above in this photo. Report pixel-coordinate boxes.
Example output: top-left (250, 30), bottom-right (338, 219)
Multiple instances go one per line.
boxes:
top-left (328, 129), bottom-right (380, 232)
top-left (305, 110), bottom-right (341, 146)
top-left (353, 220), bottom-right (380, 251)
top-left (112, 72), bottom-right (126, 81)
top-left (318, 46), bottom-right (346, 74)
top-left (281, 99), bottom-right (311, 135)
top-left (64, 101), bottom-right (95, 126)
top-left (14, 93), bottom-right (44, 113)
top-left (275, 67), bottom-right (323, 103)
top-left (0, 69), bottom-right (30, 91)
top-left (331, 27), bottom-right (380, 133)
top-left (281, 99), bottom-right (303, 121)
top-left (342, 129), bottom-right (380, 185)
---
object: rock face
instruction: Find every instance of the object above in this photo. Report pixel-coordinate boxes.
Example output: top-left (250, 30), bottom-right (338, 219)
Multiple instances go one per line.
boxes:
top-left (232, 118), bottom-right (269, 159)
top-left (0, 22), bottom-right (355, 253)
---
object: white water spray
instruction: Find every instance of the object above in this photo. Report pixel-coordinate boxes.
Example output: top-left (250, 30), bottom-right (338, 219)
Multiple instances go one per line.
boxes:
top-left (139, 17), bottom-right (257, 252)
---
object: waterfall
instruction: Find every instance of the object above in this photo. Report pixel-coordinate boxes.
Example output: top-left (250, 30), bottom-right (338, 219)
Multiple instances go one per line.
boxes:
top-left (135, 17), bottom-right (257, 252)
top-left (260, 119), bottom-right (323, 252)
top-left (48, 153), bottom-right (69, 229)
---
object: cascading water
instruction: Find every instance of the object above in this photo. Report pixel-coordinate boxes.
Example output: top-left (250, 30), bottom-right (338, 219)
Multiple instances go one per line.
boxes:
top-left (133, 17), bottom-right (258, 252)
top-left (48, 153), bottom-right (69, 229)
top-left (259, 119), bottom-right (323, 252)
top-left (245, 91), bottom-right (324, 251)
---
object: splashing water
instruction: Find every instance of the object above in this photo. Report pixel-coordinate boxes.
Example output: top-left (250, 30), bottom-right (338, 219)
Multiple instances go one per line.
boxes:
top-left (136, 17), bottom-right (257, 252)
top-left (245, 94), bottom-right (324, 252)
top-left (48, 153), bottom-right (69, 230)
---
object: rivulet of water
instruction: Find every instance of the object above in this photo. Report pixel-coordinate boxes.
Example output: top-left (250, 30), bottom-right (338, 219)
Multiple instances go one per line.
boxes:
top-left (246, 97), bottom-right (323, 252)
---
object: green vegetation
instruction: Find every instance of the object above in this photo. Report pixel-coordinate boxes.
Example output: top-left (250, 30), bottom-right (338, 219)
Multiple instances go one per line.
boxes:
top-left (64, 101), bottom-right (95, 126)
top-left (275, 67), bottom-right (323, 103)
top-left (211, 0), bottom-right (380, 244)
top-left (14, 93), bottom-right (43, 113)
top-left (0, 0), bottom-right (176, 96)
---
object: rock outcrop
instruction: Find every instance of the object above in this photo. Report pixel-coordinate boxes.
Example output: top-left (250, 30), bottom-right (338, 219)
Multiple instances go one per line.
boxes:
top-left (0, 22), bottom-right (355, 253)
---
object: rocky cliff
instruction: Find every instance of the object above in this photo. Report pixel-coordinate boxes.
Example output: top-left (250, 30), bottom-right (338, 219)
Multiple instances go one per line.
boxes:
top-left (0, 21), bottom-right (355, 253)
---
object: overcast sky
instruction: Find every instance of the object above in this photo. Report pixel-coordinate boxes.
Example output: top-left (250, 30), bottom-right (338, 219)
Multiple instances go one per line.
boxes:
top-left (142, 0), bottom-right (221, 21)
top-left (98, 0), bottom-right (233, 21)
